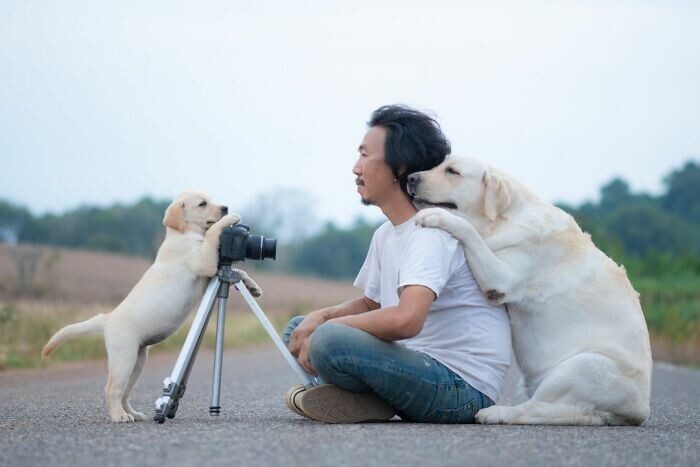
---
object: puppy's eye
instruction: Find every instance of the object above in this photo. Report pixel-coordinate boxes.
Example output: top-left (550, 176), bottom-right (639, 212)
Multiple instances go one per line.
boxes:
top-left (198, 201), bottom-right (207, 207)
top-left (446, 167), bottom-right (460, 175)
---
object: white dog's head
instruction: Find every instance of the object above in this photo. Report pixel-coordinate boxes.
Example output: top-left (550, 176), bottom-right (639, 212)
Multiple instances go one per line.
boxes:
top-left (163, 191), bottom-right (228, 234)
top-left (407, 156), bottom-right (512, 223)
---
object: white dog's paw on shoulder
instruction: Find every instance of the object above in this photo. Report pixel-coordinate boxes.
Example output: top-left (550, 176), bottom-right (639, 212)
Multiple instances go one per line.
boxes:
top-left (415, 207), bottom-right (452, 229)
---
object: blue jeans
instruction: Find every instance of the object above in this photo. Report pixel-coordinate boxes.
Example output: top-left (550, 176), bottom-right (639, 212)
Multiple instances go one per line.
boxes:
top-left (282, 316), bottom-right (494, 423)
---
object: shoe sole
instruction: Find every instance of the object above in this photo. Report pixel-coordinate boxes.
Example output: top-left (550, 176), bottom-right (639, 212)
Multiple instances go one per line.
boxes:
top-left (296, 384), bottom-right (396, 424)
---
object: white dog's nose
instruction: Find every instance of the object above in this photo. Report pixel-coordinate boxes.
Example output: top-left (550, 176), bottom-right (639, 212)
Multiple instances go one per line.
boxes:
top-left (407, 173), bottom-right (421, 195)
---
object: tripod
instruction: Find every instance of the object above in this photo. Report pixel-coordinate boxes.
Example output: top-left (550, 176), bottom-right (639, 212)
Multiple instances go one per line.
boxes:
top-left (153, 263), bottom-right (318, 423)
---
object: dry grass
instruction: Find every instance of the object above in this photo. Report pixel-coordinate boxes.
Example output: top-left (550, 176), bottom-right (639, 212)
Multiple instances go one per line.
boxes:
top-left (0, 244), bottom-right (358, 369)
top-left (1, 244), bottom-right (697, 369)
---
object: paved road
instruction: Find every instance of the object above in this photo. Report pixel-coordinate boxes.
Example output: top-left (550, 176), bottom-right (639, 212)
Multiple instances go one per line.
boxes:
top-left (1, 346), bottom-right (698, 467)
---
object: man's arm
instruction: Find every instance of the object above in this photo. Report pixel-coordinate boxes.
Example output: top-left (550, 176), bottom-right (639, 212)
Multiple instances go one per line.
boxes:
top-left (329, 285), bottom-right (435, 341)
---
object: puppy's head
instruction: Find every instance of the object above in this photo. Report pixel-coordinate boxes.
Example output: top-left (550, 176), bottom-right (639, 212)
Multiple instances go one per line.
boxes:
top-left (407, 156), bottom-right (511, 223)
top-left (163, 191), bottom-right (228, 233)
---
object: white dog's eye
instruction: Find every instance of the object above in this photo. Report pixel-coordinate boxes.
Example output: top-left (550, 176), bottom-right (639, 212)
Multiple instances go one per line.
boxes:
top-left (198, 201), bottom-right (207, 207)
top-left (446, 167), bottom-right (460, 175)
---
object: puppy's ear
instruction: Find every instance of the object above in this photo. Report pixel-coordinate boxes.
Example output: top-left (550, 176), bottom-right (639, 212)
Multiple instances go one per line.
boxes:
top-left (163, 202), bottom-right (186, 232)
top-left (483, 170), bottom-right (511, 222)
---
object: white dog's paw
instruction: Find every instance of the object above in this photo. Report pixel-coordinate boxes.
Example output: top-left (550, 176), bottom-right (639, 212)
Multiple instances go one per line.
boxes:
top-left (475, 405), bottom-right (518, 425)
top-left (110, 409), bottom-right (135, 423)
top-left (415, 207), bottom-right (450, 229)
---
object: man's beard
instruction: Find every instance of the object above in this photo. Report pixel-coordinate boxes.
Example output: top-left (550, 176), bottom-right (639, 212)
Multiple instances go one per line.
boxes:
top-left (356, 177), bottom-right (373, 206)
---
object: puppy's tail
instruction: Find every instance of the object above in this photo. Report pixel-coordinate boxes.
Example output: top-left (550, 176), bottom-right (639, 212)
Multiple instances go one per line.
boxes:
top-left (42, 314), bottom-right (107, 358)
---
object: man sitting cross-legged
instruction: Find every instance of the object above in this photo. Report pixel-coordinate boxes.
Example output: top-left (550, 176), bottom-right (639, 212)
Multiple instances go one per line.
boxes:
top-left (283, 105), bottom-right (511, 424)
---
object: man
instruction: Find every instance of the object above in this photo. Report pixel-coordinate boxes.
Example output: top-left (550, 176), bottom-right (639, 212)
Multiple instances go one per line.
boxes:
top-left (282, 105), bottom-right (511, 423)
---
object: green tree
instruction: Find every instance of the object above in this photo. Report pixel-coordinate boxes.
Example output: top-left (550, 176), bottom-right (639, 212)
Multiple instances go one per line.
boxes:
top-left (0, 199), bottom-right (32, 244)
top-left (662, 160), bottom-right (700, 224)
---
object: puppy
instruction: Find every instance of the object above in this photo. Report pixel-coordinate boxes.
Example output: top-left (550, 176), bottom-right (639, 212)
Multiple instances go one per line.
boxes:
top-left (42, 191), bottom-right (262, 422)
top-left (409, 156), bottom-right (652, 425)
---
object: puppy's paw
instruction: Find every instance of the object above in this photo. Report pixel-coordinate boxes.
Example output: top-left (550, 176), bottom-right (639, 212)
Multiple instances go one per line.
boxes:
top-left (415, 207), bottom-right (450, 229)
top-left (239, 271), bottom-right (262, 297)
top-left (129, 411), bottom-right (148, 421)
top-left (248, 283), bottom-right (263, 297)
top-left (219, 213), bottom-right (241, 227)
top-left (110, 409), bottom-right (135, 423)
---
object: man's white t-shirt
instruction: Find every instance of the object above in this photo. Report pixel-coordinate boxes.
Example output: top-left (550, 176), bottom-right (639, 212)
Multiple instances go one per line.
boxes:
top-left (354, 215), bottom-right (512, 402)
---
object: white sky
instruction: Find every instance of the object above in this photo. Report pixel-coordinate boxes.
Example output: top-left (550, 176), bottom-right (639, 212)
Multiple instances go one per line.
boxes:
top-left (1, 0), bottom-right (699, 227)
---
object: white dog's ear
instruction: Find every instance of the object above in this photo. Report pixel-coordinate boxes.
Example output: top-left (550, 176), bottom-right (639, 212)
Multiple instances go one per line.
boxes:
top-left (163, 202), bottom-right (186, 232)
top-left (483, 170), bottom-right (511, 221)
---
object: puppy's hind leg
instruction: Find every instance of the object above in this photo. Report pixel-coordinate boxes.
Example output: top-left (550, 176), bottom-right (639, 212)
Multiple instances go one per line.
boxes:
top-left (104, 335), bottom-right (140, 423)
top-left (122, 346), bottom-right (149, 421)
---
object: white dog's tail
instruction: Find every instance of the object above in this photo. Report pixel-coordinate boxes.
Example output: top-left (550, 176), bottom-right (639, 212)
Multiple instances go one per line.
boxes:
top-left (41, 314), bottom-right (107, 358)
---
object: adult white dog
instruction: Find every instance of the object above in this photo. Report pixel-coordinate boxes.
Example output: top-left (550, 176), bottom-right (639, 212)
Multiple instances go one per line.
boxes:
top-left (408, 156), bottom-right (652, 426)
top-left (42, 191), bottom-right (261, 422)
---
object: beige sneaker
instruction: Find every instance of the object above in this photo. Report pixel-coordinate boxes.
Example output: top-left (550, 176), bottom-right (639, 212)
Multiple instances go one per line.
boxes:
top-left (285, 384), bottom-right (308, 418)
top-left (294, 384), bottom-right (396, 424)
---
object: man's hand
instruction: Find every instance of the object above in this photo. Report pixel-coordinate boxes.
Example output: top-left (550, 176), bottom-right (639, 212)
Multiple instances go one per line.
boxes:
top-left (288, 310), bottom-right (327, 375)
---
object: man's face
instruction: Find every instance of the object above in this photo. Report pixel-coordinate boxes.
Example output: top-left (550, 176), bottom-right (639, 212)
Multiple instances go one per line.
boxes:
top-left (352, 126), bottom-right (396, 206)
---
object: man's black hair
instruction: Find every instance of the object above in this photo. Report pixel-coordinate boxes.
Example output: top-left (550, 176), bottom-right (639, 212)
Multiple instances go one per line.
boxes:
top-left (368, 104), bottom-right (451, 196)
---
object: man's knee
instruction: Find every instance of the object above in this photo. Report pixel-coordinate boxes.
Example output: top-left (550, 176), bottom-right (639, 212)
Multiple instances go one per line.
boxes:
top-left (282, 315), bottom-right (306, 345)
top-left (309, 322), bottom-right (358, 370)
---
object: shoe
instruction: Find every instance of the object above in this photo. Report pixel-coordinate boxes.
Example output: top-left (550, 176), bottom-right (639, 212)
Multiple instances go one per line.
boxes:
top-left (285, 384), bottom-right (308, 418)
top-left (294, 384), bottom-right (396, 424)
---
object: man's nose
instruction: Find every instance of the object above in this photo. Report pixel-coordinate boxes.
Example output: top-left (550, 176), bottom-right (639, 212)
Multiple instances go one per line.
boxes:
top-left (221, 206), bottom-right (228, 215)
top-left (353, 156), bottom-right (363, 175)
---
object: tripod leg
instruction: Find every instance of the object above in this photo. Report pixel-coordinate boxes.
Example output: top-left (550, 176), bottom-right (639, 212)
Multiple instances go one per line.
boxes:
top-left (210, 295), bottom-right (228, 415)
top-left (154, 277), bottom-right (220, 423)
top-left (233, 280), bottom-right (319, 388)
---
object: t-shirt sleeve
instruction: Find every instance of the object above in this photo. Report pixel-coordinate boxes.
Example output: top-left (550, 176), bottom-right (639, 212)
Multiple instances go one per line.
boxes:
top-left (397, 228), bottom-right (461, 298)
top-left (353, 229), bottom-right (382, 304)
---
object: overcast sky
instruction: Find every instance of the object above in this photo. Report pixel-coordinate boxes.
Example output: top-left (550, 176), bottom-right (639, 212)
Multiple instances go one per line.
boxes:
top-left (1, 0), bottom-right (698, 227)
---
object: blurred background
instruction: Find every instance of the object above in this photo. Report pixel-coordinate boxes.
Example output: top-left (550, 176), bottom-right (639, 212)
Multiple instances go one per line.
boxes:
top-left (1, 1), bottom-right (698, 369)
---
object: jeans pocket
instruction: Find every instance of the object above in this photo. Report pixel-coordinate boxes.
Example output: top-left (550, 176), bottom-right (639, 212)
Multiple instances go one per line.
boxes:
top-left (423, 398), bottom-right (478, 424)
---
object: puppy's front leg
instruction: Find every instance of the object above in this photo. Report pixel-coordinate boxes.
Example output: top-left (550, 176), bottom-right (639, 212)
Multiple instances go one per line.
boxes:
top-left (193, 213), bottom-right (241, 277)
top-left (415, 208), bottom-right (519, 304)
top-left (236, 270), bottom-right (263, 297)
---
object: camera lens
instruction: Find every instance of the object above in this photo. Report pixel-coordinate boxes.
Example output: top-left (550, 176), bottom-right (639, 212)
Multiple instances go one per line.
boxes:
top-left (245, 235), bottom-right (277, 260)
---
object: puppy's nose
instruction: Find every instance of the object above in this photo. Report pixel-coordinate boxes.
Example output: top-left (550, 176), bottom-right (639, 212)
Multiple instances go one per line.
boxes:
top-left (221, 206), bottom-right (228, 215)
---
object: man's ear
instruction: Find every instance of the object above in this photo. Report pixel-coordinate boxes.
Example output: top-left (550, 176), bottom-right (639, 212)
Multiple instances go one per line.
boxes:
top-left (163, 201), bottom-right (186, 232)
top-left (483, 170), bottom-right (511, 222)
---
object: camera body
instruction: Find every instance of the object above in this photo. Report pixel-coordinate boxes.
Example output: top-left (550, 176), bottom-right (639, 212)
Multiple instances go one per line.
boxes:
top-left (218, 224), bottom-right (276, 265)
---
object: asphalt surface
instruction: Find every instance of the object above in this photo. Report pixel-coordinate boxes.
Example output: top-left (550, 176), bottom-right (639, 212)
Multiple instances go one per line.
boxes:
top-left (1, 346), bottom-right (698, 467)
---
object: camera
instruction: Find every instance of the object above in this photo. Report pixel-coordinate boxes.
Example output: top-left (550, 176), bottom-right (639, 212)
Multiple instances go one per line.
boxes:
top-left (218, 224), bottom-right (276, 264)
